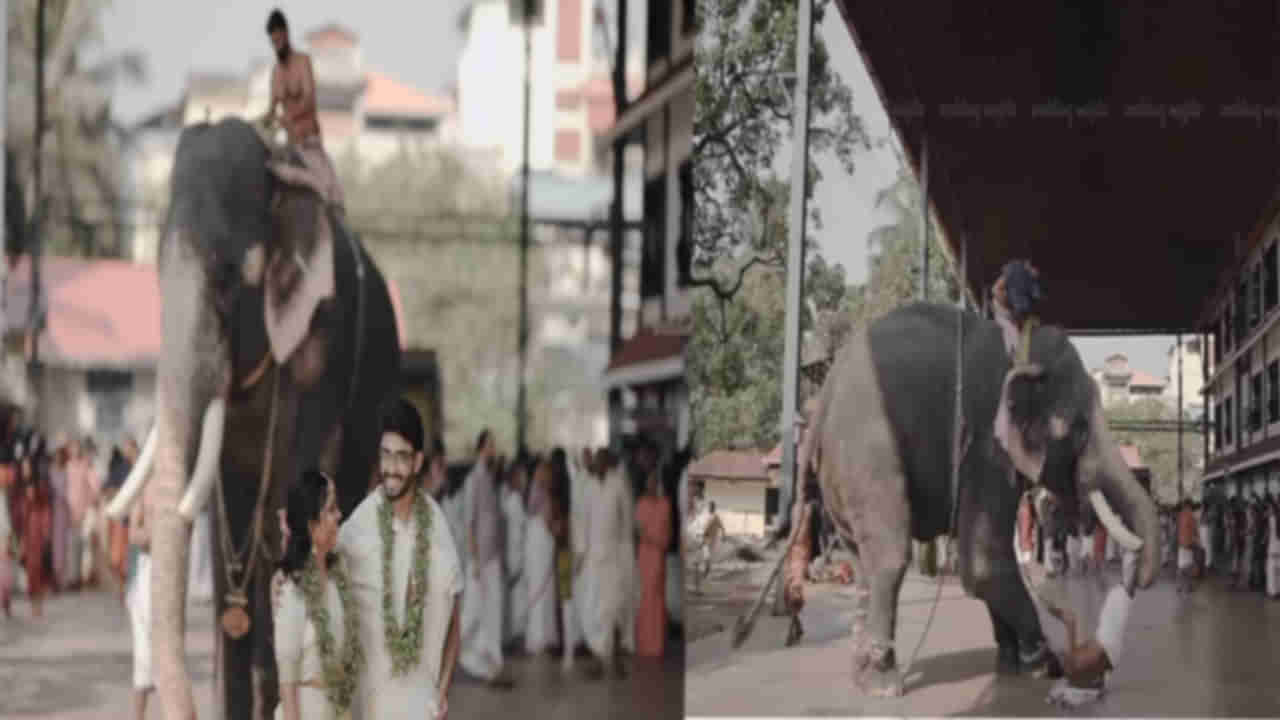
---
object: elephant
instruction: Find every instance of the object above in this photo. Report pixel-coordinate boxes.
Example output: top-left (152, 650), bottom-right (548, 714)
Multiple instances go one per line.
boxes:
top-left (106, 117), bottom-right (401, 719)
top-left (782, 301), bottom-right (1159, 697)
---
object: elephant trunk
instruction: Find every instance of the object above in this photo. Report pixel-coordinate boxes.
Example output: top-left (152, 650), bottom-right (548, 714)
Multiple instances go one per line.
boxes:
top-left (1083, 402), bottom-right (1161, 589)
top-left (151, 232), bottom-right (231, 719)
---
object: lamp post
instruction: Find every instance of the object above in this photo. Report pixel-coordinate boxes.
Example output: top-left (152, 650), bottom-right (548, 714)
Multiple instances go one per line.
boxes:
top-left (516, 0), bottom-right (536, 452)
top-left (778, 0), bottom-right (814, 536)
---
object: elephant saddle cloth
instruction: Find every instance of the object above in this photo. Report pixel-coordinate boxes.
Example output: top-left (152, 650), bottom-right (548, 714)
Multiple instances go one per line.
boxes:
top-left (261, 186), bottom-right (337, 365)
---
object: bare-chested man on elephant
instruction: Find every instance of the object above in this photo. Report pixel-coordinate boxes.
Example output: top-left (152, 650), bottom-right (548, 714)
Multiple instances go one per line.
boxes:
top-left (262, 9), bottom-right (345, 212)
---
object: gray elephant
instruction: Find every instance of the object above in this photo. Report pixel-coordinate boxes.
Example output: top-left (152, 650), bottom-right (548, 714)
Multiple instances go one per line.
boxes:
top-left (107, 117), bottom-right (401, 719)
top-left (784, 301), bottom-right (1158, 696)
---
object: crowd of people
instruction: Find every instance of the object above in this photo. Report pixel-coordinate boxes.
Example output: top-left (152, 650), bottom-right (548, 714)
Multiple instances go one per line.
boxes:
top-left (0, 407), bottom-right (148, 620)
top-left (1198, 488), bottom-right (1280, 597)
top-left (265, 397), bottom-right (687, 719)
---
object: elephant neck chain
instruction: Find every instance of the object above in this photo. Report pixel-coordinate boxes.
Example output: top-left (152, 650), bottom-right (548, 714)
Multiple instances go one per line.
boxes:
top-left (216, 366), bottom-right (280, 637)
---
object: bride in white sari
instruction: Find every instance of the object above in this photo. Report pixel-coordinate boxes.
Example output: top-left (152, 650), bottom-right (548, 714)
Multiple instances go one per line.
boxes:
top-left (275, 471), bottom-right (363, 720)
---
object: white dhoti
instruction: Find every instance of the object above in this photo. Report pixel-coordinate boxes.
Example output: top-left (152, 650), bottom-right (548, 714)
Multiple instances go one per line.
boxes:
top-left (187, 509), bottom-right (213, 602)
top-left (80, 509), bottom-right (97, 581)
top-left (581, 469), bottom-right (634, 660)
top-left (1177, 547), bottom-right (1193, 571)
top-left (126, 552), bottom-right (152, 689)
top-left (1200, 525), bottom-right (1213, 569)
top-left (460, 556), bottom-right (505, 680)
top-left (502, 491), bottom-right (529, 645)
top-left (524, 521), bottom-right (559, 654)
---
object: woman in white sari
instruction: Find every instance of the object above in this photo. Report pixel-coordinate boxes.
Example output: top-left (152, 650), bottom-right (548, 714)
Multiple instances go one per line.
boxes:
top-left (524, 457), bottom-right (559, 654)
top-left (275, 470), bottom-right (363, 720)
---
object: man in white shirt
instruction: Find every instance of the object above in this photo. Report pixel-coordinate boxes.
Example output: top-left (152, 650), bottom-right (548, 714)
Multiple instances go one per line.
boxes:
top-left (581, 448), bottom-right (635, 678)
top-left (458, 430), bottom-right (513, 686)
top-left (337, 398), bottom-right (463, 720)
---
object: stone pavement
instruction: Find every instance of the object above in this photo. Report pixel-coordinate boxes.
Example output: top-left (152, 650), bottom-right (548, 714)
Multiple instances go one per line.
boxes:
top-left (687, 554), bottom-right (1280, 717)
top-left (1, 588), bottom-right (682, 719)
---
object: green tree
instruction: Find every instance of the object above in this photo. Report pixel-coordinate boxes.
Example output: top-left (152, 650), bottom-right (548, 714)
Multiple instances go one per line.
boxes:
top-left (853, 167), bottom-right (960, 330)
top-left (338, 146), bottom-right (555, 456)
top-left (1105, 397), bottom-right (1204, 504)
top-left (692, 0), bottom-right (866, 300)
top-left (7, 0), bottom-right (148, 258)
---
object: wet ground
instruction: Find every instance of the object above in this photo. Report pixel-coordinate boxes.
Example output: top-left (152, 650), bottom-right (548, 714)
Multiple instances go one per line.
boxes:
top-left (686, 545), bottom-right (1280, 717)
top-left (0, 589), bottom-right (682, 719)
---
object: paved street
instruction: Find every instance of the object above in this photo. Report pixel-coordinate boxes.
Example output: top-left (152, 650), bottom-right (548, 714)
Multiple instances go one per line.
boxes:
top-left (687, 547), bottom-right (1280, 717)
top-left (0, 589), bottom-right (682, 719)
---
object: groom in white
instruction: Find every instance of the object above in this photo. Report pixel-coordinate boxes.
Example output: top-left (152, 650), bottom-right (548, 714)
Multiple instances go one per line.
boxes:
top-left (337, 398), bottom-right (463, 720)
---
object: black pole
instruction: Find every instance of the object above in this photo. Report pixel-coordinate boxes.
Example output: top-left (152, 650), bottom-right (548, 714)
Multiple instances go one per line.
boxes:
top-left (516, 0), bottom-right (532, 452)
top-left (608, 0), bottom-right (628, 447)
top-left (31, 0), bottom-right (45, 366)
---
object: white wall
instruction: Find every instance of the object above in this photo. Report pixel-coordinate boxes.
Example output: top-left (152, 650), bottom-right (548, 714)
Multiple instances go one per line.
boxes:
top-left (704, 478), bottom-right (769, 537)
top-left (457, 1), bottom-right (557, 175)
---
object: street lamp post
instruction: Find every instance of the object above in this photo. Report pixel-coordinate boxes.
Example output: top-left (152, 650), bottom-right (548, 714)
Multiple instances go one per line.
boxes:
top-left (516, 0), bottom-right (534, 452)
top-left (778, 0), bottom-right (814, 535)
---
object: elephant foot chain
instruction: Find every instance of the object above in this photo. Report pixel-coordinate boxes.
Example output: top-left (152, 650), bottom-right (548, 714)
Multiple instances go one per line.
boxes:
top-left (853, 642), bottom-right (903, 697)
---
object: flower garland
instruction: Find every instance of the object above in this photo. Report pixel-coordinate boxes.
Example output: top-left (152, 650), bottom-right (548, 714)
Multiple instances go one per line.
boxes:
top-left (298, 552), bottom-right (364, 715)
top-left (377, 491), bottom-right (432, 676)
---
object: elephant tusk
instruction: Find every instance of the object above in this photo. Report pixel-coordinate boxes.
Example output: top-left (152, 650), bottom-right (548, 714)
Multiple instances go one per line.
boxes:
top-left (177, 397), bottom-right (227, 521)
top-left (106, 425), bottom-right (158, 519)
top-left (1089, 489), bottom-right (1144, 552)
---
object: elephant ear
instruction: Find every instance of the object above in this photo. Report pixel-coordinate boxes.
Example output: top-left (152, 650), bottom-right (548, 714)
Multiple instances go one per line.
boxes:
top-left (993, 363), bottom-right (1050, 483)
top-left (263, 184), bottom-right (335, 364)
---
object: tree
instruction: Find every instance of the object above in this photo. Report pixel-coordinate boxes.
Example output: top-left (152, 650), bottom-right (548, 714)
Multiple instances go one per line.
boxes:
top-left (687, 249), bottom-right (847, 453)
top-left (6, 0), bottom-right (148, 258)
top-left (692, 0), bottom-right (866, 304)
top-left (337, 145), bottom-right (562, 457)
top-left (1105, 397), bottom-right (1204, 504)
top-left (852, 167), bottom-right (960, 330)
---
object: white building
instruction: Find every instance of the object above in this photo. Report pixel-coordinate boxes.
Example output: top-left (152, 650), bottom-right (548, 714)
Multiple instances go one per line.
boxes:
top-left (456, 0), bottom-right (644, 178)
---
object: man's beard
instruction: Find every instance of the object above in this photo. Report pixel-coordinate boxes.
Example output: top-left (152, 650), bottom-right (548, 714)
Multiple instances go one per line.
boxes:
top-left (381, 472), bottom-right (414, 502)
top-left (276, 43), bottom-right (292, 63)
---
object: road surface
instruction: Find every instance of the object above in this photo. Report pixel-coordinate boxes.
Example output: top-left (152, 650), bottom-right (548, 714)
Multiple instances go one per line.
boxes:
top-left (1, 588), bottom-right (682, 719)
top-left (686, 545), bottom-right (1280, 717)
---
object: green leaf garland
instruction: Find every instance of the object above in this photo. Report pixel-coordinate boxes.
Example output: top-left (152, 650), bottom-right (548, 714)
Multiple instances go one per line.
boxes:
top-left (377, 491), bottom-right (432, 676)
top-left (298, 552), bottom-right (364, 715)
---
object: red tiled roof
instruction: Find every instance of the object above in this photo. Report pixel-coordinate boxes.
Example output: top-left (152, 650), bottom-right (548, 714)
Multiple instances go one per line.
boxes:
top-left (364, 71), bottom-right (454, 117)
top-left (306, 24), bottom-right (358, 49)
top-left (6, 256), bottom-right (161, 370)
top-left (1129, 370), bottom-right (1167, 388)
top-left (1118, 444), bottom-right (1147, 470)
top-left (688, 450), bottom-right (771, 482)
top-left (605, 328), bottom-right (688, 371)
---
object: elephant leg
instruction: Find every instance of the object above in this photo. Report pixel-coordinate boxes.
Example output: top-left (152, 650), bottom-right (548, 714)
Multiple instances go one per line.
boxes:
top-left (980, 567), bottom-right (1058, 678)
top-left (828, 469), bottom-right (909, 698)
top-left (253, 567), bottom-right (279, 720)
top-left (987, 605), bottom-right (1019, 675)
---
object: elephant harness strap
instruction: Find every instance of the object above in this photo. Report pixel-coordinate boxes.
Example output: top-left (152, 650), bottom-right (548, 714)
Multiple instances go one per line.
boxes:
top-left (215, 366), bottom-right (281, 640)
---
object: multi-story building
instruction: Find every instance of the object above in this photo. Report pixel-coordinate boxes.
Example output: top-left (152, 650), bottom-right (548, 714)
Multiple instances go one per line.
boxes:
top-left (1091, 353), bottom-right (1168, 408)
top-left (1203, 222), bottom-right (1280, 490)
top-left (456, 0), bottom-right (643, 178)
top-left (601, 0), bottom-right (695, 455)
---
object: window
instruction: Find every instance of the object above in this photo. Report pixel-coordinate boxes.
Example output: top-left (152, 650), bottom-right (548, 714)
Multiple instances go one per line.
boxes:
top-left (1267, 244), bottom-right (1279, 312)
top-left (1214, 318), bottom-right (1223, 364)
top-left (1237, 278), bottom-right (1248, 338)
top-left (1253, 263), bottom-right (1263, 327)
top-left (683, 0), bottom-right (697, 36)
top-left (647, 0), bottom-right (671, 67)
top-left (640, 176), bottom-right (666, 299)
top-left (1214, 402), bottom-right (1223, 450)
top-left (1251, 372), bottom-right (1263, 432)
top-left (1269, 360), bottom-right (1279, 423)
top-left (677, 159), bottom-right (693, 287)
top-left (1224, 396), bottom-right (1234, 445)
top-left (556, 0), bottom-right (582, 62)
